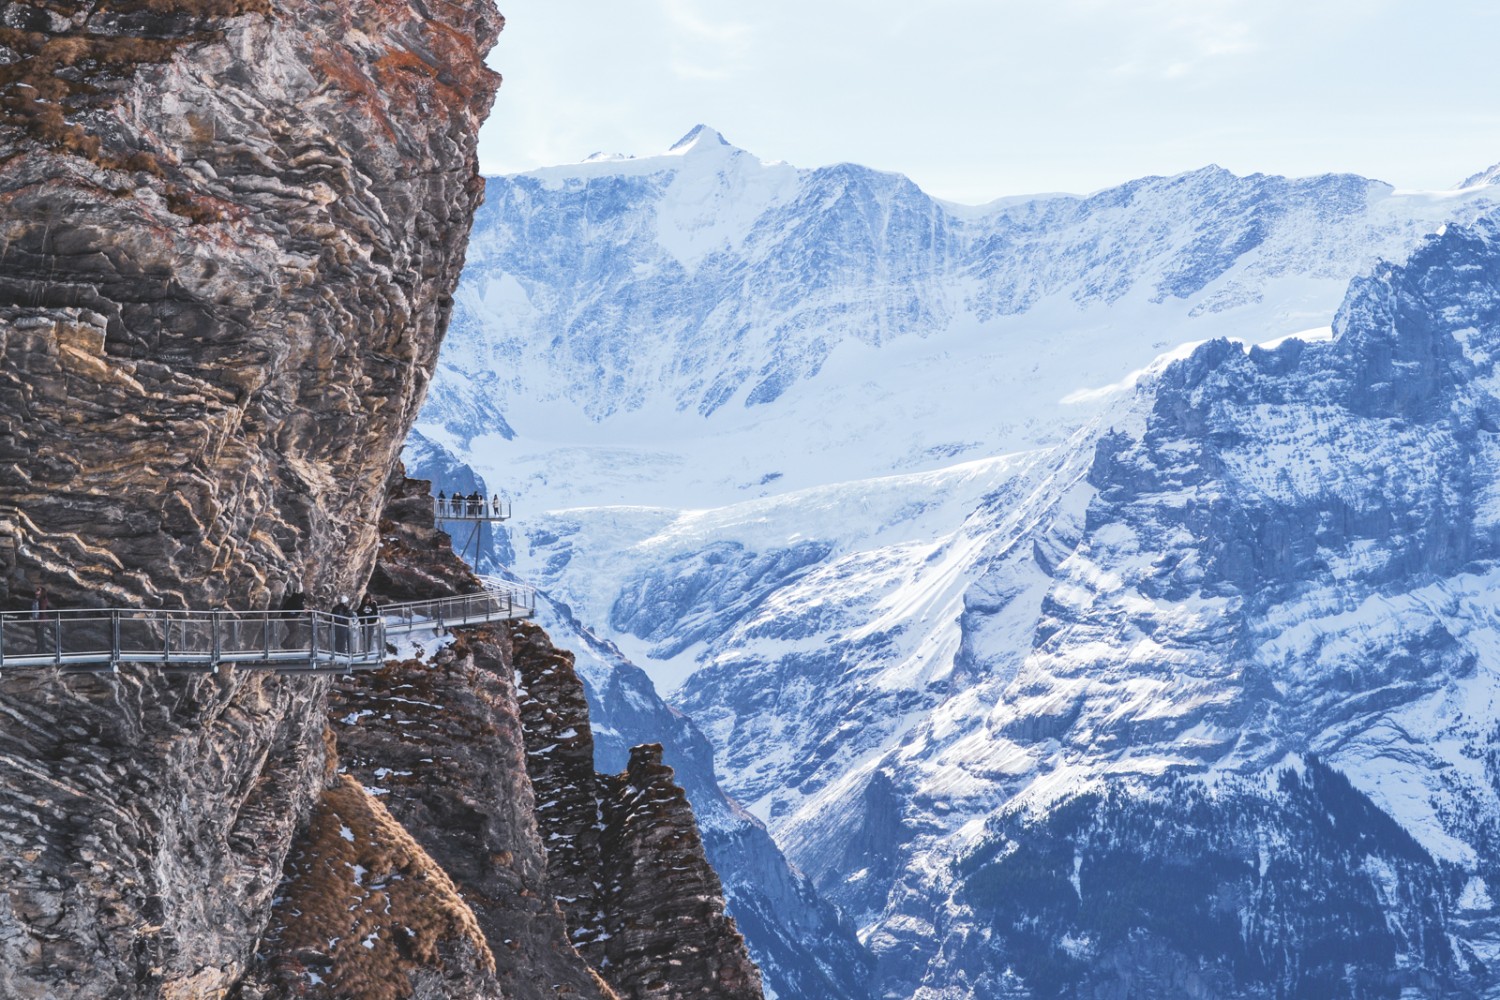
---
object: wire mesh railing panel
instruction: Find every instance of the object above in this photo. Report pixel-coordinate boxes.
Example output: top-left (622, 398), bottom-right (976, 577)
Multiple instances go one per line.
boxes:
top-left (0, 586), bottom-right (544, 673)
top-left (57, 614), bottom-right (113, 661)
top-left (380, 584), bottom-right (535, 634)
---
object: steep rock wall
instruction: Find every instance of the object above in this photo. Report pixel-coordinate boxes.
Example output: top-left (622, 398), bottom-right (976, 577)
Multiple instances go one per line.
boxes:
top-left (0, 2), bottom-right (501, 996)
top-left (510, 621), bottom-right (764, 1000)
top-left (0, 0), bottom-right (500, 609)
top-left (596, 744), bottom-right (765, 1000)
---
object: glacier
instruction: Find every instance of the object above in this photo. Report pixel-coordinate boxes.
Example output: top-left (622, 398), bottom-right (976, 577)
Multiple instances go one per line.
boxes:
top-left (411, 127), bottom-right (1500, 998)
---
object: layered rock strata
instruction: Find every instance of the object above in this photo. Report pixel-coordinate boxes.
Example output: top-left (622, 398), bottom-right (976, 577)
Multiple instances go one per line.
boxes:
top-left (0, 1), bottom-right (501, 995)
top-left (366, 462), bottom-right (482, 603)
top-left (510, 619), bottom-right (609, 956)
top-left (0, 0), bottom-right (501, 611)
top-left (0, 668), bottom-right (331, 999)
top-left (596, 744), bottom-right (765, 1000)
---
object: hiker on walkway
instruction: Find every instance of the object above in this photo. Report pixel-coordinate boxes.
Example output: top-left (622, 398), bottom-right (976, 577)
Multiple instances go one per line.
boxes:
top-left (30, 584), bottom-right (49, 653)
top-left (280, 586), bottom-right (305, 649)
top-left (437, 490), bottom-right (448, 518)
top-left (357, 594), bottom-right (380, 654)
top-left (331, 596), bottom-right (353, 654)
top-left (491, 493), bottom-right (502, 517)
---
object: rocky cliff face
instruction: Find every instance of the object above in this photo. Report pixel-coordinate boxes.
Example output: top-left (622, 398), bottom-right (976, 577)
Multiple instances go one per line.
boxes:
top-left (0, 0), bottom-right (501, 610)
top-left (596, 744), bottom-right (765, 1000)
top-left (0, 1), bottom-right (501, 995)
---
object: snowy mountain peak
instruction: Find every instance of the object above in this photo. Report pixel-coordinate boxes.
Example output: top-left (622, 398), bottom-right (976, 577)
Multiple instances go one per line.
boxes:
top-left (668, 124), bottom-right (735, 155)
top-left (1459, 161), bottom-right (1500, 189)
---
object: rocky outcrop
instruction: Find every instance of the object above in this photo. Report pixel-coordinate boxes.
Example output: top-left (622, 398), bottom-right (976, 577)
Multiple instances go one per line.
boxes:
top-left (510, 620), bottom-right (609, 956)
top-left (367, 462), bottom-right (482, 604)
top-left (309, 469), bottom-right (763, 998)
top-left (510, 620), bottom-right (764, 1000)
top-left (597, 745), bottom-right (765, 1000)
top-left (0, 0), bottom-right (501, 611)
top-left (0, 1), bottom-right (501, 995)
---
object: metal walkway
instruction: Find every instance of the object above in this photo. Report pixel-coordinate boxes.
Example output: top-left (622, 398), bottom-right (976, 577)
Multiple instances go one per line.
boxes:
top-left (383, 583), bottom-right (535, 636)
top-left (0, 584), bottom-right (535, 676)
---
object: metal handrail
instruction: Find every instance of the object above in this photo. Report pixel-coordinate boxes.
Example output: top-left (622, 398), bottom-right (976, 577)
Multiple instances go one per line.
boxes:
top-left (0, 608), bottom-right (385, 674)
top-left (0, 584), bottom-right (535, 674)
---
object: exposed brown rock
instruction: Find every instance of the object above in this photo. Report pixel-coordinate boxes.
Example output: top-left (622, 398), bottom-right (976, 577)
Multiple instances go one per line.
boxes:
top-left (314, 470), bottom-right (763, 1000)
top-left (596, 745), bottom-right (765, 1000)
top-left (323, 633), bottom-right (616, 1000)
top-left (0, 0), bottom-right (502, 995)
top-left (0, 0), bottom-right (502, 612)
top-left (511, 619), bottom-right (609, 957)
top-left (243, 774), bottom-right (500, 1000)
top-left (0, 669), bottom-right (331, 999)
top-left (366, 463), bottom-right (480, 604)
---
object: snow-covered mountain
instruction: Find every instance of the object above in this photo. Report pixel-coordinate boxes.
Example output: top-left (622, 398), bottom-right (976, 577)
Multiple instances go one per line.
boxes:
top-left (420, 127), bottom-right (1495, 512)
top-left (412, 131), bottom-right (1500, 998)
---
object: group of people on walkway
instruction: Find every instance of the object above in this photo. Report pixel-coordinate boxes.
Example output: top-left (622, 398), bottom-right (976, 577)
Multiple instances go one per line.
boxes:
top-left (280, 588), bottom-right (381, 655)
top-left (435, 490), bottom-right (506, 519)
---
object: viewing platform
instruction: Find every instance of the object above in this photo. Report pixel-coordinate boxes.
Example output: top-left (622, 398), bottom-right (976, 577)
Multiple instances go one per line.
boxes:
top-left (0, 583), bottom-right (535, 676)
top-left (434, 495), bottom-right (511, 522)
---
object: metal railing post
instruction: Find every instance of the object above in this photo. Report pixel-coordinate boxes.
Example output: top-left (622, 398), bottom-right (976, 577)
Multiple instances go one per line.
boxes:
top-left (308, 612), bottom-right (319, 668)
top-left (211, 611), bottom-right (221, 674)
top-left (53, 612), bottom-right (61, 667)
top-left (111, 611), bottom-right (121, 673)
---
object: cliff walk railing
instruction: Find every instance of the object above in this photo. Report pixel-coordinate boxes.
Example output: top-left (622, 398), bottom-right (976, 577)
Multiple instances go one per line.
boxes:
top-left (0, 584), bottom-right (535, 675)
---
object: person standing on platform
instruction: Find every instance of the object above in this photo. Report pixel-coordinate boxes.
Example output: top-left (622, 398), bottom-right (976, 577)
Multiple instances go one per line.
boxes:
top-left (331, 596), bottom-right (353, 654)
top-left (281, 586), bottom-right (305, 649)
top-left (358, 594), bottom-right (380, 654)
top-left (30, 584), bottom-right (49, 654)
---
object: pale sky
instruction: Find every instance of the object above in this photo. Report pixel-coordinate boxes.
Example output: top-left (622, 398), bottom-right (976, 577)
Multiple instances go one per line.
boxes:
top-left (476, 1), bottom-right (1500, 204)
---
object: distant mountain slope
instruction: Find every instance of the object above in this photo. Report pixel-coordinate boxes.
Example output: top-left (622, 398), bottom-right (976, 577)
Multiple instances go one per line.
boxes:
top-left (853, 208), bottom-right (1500, 999)
top-left (411, 134), bottom-right (1500, 999)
